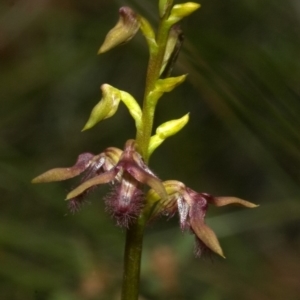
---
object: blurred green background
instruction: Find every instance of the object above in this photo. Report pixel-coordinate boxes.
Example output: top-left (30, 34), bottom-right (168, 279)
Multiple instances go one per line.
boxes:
top-left (1, 0), bottom-right (300, 299)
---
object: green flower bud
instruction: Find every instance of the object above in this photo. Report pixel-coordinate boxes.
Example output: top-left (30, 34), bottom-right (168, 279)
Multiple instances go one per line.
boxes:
top-left (167, 2), bottom-right (201, 25)
top-left (155, 74), bottom-right (187, 93)
top-left (98, 7), bottom-right (140, 54)
top-left (156, 113), bottom-right (189, 138)
top-left (159, 0), bottom-right (173, 18)
top-left (82, 84), bottom-right (121, 131)
top-left (82, 85), bottom-right (142, 132)
top-left (148, 74), bottom-right (187, 105)
top-left (148, 113), bottom-right (189, 155)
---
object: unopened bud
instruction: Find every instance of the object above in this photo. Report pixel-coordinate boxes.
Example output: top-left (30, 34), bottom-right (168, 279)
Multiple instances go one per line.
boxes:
top-left (148, 74), bottom-right (187, 105)
top-left (148, 113), bottom-right (189, 155)
top-left (155, 74), bottom-right (187, 93)
top-left (98, 7), bottom-right (140, 54)
top-left (168, 2), bottom-right (200, 25)
top-left (82, 84), bottom-right (121, 131)
top-left (156, 113), bottom-right (189, 139)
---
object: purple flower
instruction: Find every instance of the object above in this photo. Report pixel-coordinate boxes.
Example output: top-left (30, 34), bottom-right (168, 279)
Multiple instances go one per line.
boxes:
top-left (147, 180), bottom-right (258, 257)
top-left (32, 139), bottom-right (167, 227)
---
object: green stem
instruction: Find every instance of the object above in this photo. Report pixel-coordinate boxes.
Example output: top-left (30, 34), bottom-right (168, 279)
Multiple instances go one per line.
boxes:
top-left (136, 15), bottom-right (172, 162)
top-left (121, 7), bottom-right (174, 300)
top-left (121, 214), bottom-right (146, 300)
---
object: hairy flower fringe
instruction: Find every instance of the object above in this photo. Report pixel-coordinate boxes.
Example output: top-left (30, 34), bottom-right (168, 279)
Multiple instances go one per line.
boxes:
top-left (193, 236), bottom-right (210, 258)
top-left (105, 184), bottom-right (144, 228)
top-left (67, 195), bottom-right (88, 213)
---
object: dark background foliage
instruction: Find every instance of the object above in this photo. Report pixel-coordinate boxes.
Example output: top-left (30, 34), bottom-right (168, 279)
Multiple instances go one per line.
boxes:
top-left (1, 0), bottom-right (300, 299)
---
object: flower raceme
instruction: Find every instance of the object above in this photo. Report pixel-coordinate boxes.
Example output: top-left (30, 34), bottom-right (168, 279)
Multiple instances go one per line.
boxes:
top-left (32, 140), bottom-right (257, 257)
top-left (146, 180), bottom-right (258, 257)
top-left (32, 1), bottom-right (258, 259)
top-left (32, 139), bottom-right (167, 228)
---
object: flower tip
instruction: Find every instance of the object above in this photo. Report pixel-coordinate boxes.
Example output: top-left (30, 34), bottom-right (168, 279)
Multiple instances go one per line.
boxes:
top-left (213, 244), bottom-right (226, 259)
top-left (212, 197), bottom-right (258, 208)
top-left (98, 46), bottom-right (107, 55)
top-left (65, 193), bottom-right (73, 201)
top-left (169, 2), bottom-right (201, 24)
top-left (31, 171), bottom-right (59, 183)
top-left (31, 177), bottom-right (40, 184)
top-left (81, 124), bottom-right (90, 132)
top-left (192, 3), bottom-right (201, 10)
top-left (66, 188), bottom-right (81, 200)
top-left (219, 251), bottom-right (226, 259)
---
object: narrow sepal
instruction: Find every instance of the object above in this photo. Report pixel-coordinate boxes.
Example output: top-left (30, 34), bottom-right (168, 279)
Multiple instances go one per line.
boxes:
top-left (65, 169), bottom-right (118, 200)
top-left (98, 7), bottom-right (140, 54)
top-left (190, 220), bottom-right (225, 258)
top-left (32, 153), bottom-right (94, 183)
top-left (209, 196), bottom-right (258, 208)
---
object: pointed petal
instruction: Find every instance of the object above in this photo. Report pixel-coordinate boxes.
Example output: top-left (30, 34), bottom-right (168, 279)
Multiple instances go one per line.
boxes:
top-left (210, 197), bottom-right (258, 208)
top-left (32, 153), bottom-right (95, 183)
top-left (65, 168), bottom-right (118, 200)
top-left (190, 220), bottom-right (225, 258)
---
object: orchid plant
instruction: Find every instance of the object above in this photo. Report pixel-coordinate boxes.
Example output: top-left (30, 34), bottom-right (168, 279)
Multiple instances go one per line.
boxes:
top-left (32, 1), bottom-right (257, 299)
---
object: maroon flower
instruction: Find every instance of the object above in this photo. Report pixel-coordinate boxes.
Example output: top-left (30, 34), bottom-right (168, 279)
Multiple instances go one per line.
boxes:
top-left (32, 139), bottom-right (167, 227)
top-left (147, 180), bottom-right (258, 257)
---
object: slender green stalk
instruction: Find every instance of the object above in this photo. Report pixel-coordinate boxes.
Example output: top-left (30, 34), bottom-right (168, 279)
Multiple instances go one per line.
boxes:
top-left (121, 9), bottom-right (173, 300)
top-left (136, 11), bottom-right (173, 162)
